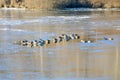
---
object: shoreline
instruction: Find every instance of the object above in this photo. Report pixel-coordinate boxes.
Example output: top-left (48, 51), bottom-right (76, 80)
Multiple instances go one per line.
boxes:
top-left (0, 7), bottom-right (120, 11)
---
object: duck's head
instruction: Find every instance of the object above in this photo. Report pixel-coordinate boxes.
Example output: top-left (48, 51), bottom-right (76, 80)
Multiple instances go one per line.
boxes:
top-left (74, 34), bottom-right (80, 39)
top-left (61, 34), bottom-right (67, 39)
top-left (61, 34), bottom-right (66, 36)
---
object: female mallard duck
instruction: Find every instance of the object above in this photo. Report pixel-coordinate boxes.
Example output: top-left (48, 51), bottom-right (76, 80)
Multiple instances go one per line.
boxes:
top-left (104, 37), bottom-right (114, 40)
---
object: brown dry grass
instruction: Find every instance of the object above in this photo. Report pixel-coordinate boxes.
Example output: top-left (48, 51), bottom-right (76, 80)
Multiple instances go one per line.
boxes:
top-left (0, 0), bottom-right (120, 9)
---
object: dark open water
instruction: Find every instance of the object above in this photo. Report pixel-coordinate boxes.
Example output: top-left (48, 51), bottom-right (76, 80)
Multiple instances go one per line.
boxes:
top-left (0, 8), bottom-right (120, 80)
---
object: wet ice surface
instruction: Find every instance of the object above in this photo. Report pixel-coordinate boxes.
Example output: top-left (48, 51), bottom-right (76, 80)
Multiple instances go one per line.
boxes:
top-left (0, 8), bottom-right (120, 80)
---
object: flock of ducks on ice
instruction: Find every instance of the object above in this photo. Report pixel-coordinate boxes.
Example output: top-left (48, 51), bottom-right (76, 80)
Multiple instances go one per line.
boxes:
top-left (15, 33), bottom-right (114, 47)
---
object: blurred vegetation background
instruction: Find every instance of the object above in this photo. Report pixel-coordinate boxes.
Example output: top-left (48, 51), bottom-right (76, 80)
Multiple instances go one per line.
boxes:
top-left (0, 0), bottom-right (120, 9)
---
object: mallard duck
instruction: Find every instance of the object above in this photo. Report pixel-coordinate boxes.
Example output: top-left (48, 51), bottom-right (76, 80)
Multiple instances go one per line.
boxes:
top-left (37, 39), bottom-right (50, 46)
top-left (45, 40), bottom-right (51, 44)
top-left (31, 40), bottom-right (38, 47)
top-left (61, 34), bottom-right (67, 39)
top-left (61, 34), bottom-right (71, 41)
top-left (87, 40), bottom-right (93, 43)
top-left (25, 41), bottom-right (32, 47)
top-left (80, 40), bottom-right (87, 43)
top-left (39, 39), bottom-right (45, 43)
top-left (19, 40), bottom-right (28, 45)
top-left (70, 34), bottom-right (80, 39)
top-left (58, 36), bottom-right (63, 42)
top-left (104, 37), bottom-right (114, 40)
top-left (80, 40), bottom-right (93, 43)
top-left (69, 34), bottom-right (75, 39)
top-left (52, 38), bottom-right (57, 43)
top-left (19, 40), bottom-right (28, 44)
top-left (74, 34), bottom-right (80, 39)
top-left (55, 36), bottom-right (63, 43)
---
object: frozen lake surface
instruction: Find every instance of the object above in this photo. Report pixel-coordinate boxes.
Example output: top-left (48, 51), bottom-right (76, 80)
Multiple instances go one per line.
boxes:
top-left (0, 8), bottom-right (120, 80)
